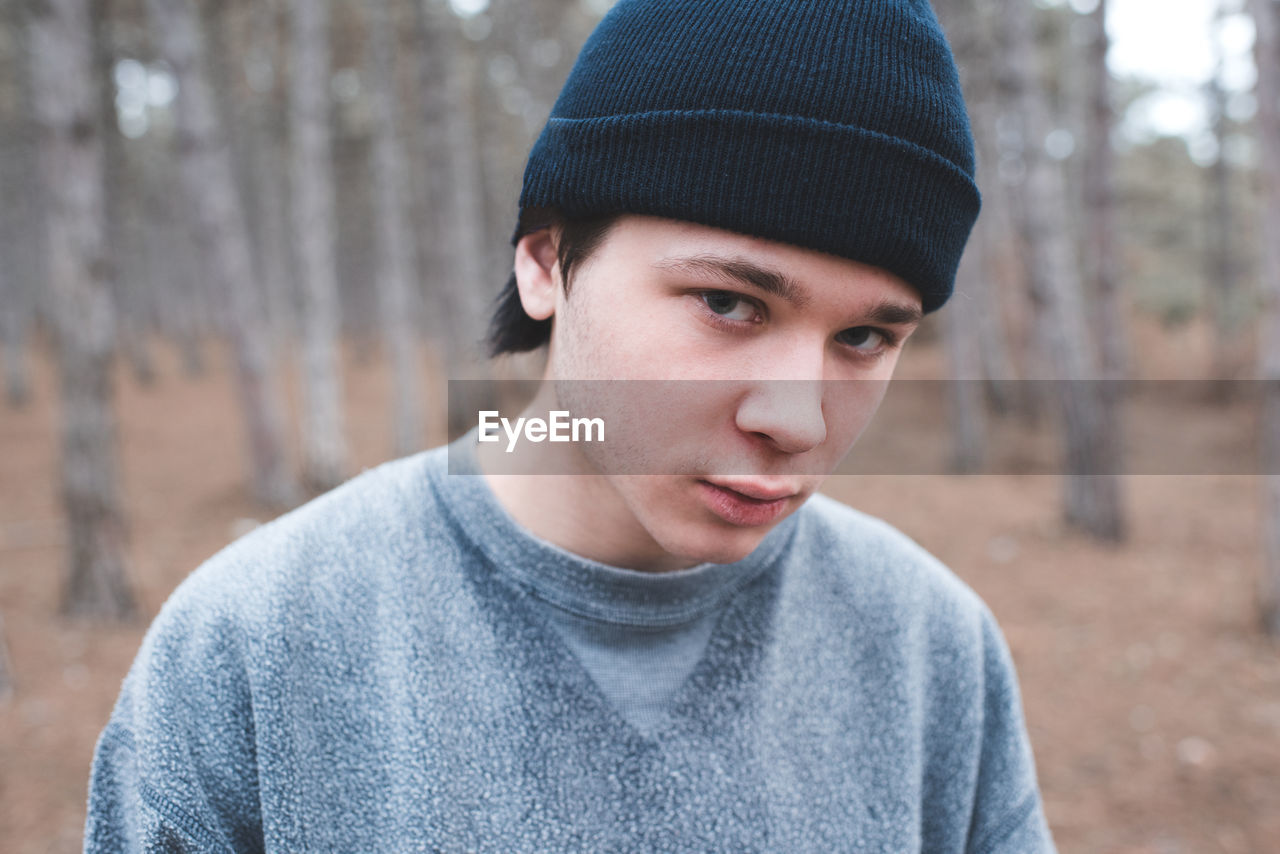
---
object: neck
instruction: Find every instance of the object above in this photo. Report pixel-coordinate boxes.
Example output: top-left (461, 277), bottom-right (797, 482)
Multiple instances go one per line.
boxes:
top-left (475, 386), bottom-right (696, 573)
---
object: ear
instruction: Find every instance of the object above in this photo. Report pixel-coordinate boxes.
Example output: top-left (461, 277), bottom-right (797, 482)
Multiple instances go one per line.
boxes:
top-left (513, 228), bottom-right (561, 322)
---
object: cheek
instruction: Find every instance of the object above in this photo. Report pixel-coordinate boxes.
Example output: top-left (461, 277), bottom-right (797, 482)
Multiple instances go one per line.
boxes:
top-left (610, 476), bottom-right (700, 538)
top-left (553, 292), bottom-right (674, 381)
top-left (556, 380), bottom-right (727, 477)
top-left (610, 475), bottom-right (738, 549)
top-left (823, 376), bottom-right (893, 451)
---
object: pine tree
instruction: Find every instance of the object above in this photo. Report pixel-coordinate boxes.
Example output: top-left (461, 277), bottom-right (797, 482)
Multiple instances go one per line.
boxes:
top-left (29, 0), bottom-right (138, 619)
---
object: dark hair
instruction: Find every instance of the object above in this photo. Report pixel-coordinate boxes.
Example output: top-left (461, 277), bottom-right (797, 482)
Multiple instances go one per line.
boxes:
top-left (486, 208), bottom-right (620, 356)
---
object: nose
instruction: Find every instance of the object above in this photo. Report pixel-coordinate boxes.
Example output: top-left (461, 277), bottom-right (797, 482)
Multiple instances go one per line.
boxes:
top-left (733, 373), bottom-right (827, 456)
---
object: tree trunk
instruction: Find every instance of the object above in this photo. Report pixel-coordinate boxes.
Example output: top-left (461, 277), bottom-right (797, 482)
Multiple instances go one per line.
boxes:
top-left (1251, 0), bottom-right (1280, 637)
top-left (946, 246), bottom-right (988, 473)
top-left (0, 612), bottom-right (12, 702)
top-left (936, 0), bottom-right (1020, 419)
top-left (0, 278), bottom-right (31, 407)
top-left (972, 209), bottom-right (1023, 415)
top-left (0, 217), bottom-right (32, 410)
top-left (95, 0), bottom-right (156, 387)
top-left (414, 1), bottom-right (499, 439)
top-left (933, 0), bottom-right (987, 471)
top-left (994, 0), bottom-right (1126, 541)
top-left (147, 146), bottom-right (209, 377)
top-left (249, 0), bottom-right (295, 355)
top-left (145, 0), bottom-right (298, 508)
top-left (1207, 0), bottom-right (1248, 388)
top-left (414, 1), bottom-right (490, 367)
top-left (1080, 0), bottom-right (1129, 538)
top-left (28, 0), bottom-right (138, 620)
top-left (289, 0), bottom-right (347, 490)
top-left (369, 0), bottom-right (424, 456)
top-left (1, 0), bottom-right (38, 408)
top-left (1084, 0), bottom-right (1127, 385)
top-left (0, 151), bottom-right (33, 404)
top-left (224, 0), bottom-right (295, 356)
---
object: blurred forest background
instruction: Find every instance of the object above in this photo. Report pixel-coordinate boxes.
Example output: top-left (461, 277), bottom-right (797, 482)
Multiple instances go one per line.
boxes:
top-left (2, 0), bottom-right (1280, 850)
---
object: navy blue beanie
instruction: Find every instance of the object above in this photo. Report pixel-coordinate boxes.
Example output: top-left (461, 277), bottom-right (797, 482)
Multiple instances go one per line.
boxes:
top-left (516, 0), bottom-right (980, 313)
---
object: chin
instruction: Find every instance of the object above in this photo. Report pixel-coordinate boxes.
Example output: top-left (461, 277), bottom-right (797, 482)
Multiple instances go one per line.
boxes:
top-left (652, 522), bottom-right (773, 567)
top-left (617, 475), bottom-right (799, 569)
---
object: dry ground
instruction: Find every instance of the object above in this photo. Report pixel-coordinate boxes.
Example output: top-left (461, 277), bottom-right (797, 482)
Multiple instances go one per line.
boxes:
top-left (1, 320), bottom-right (1278, 853)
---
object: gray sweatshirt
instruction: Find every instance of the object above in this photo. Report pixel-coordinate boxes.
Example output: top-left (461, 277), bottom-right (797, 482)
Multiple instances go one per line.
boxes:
top-left (85, 441), bottom-right (1056, 852)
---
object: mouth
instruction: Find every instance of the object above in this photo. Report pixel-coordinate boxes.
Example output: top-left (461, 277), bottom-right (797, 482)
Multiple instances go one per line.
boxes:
top-left (696, 479), bottom-right (798, 527)
top-left (699, 477), bottom-right (801, 501)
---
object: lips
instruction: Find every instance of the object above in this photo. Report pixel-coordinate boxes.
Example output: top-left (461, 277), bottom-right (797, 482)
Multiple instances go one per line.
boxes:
top-left (696, 479), bottom-right (797, 527)
top-left (700, 479), bottom-right (799, 502)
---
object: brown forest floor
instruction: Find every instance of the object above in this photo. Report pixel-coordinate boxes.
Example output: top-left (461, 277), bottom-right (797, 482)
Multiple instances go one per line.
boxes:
top-left (1, 321), bottom-right (1279, 853)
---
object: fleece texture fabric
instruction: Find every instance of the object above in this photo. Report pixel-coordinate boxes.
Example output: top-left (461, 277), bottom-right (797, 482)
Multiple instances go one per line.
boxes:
top-left (85, 441), bottom-right (1056, 852)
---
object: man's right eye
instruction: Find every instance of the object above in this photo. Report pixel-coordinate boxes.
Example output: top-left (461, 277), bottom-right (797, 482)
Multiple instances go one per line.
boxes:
top-left (700, 291), bottom-right (758, 323)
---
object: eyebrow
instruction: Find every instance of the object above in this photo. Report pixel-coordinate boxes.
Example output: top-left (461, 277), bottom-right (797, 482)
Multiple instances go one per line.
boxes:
top-left (654, 255), bottom-right (810, 307)
top-left (653, 254), bottom-right (923, 327)
top-left (862, 299), bottom-right (923, 328)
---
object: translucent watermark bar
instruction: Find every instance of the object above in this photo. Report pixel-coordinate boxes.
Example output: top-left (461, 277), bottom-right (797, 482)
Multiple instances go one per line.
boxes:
top-left (446, 379), bottom-right (1280, 476)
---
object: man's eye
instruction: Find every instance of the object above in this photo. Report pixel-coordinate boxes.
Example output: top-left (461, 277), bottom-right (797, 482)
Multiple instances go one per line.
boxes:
top-left (701, 292), bottom-right (757, 322)
top-left (836, 326), bottom-right (890, 352)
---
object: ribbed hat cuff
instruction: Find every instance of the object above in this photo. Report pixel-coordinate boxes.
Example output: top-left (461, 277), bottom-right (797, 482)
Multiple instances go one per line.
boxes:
top-left (517, 110), bottom-right (981, 313)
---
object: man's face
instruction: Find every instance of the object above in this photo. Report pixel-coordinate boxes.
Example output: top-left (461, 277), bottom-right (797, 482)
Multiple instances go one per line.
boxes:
top-left (514, 214), bottom-right (922, 569)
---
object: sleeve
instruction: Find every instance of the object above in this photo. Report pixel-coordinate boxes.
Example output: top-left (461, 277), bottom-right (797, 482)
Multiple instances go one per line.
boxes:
top-left (84, 723), bottom-right (228, 853)
top-left (965, 607), bottom-right (1057, 854)
top-left (84, 578), bottom-right (264, 854)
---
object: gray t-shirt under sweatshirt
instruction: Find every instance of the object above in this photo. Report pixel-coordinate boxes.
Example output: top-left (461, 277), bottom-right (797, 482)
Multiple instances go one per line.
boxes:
top-left (85, 440), bottom-right (1057, 852)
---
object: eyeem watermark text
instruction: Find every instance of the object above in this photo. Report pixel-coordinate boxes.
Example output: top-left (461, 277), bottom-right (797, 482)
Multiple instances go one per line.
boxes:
top-left (478, 410), bottom-right (605, 453)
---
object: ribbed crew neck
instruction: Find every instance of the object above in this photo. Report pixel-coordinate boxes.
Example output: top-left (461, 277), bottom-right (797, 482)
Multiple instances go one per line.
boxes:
top-left (433, 433), bottom-right (796, 628)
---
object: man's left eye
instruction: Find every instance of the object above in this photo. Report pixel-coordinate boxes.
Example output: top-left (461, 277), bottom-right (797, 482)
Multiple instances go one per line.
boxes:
top-left (836, 327), bottom-right (888, 351)
top-left (701, 292), bottom-right (757, 322)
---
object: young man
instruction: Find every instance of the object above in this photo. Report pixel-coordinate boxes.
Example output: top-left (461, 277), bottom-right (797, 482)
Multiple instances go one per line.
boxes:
top-left (87, 1), bottom-right (1056, 851)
